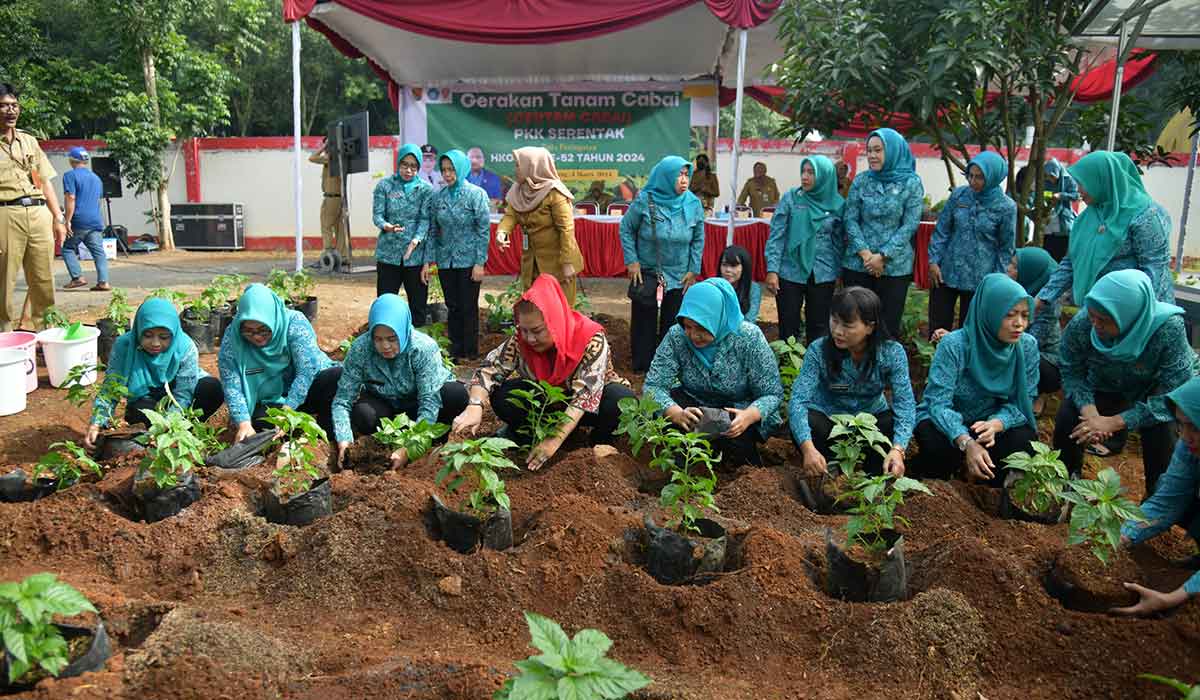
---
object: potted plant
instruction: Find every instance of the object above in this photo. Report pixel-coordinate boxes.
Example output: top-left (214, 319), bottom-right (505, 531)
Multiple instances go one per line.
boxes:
top-left (769, 336), bottom-right (806, 402)
top-left (97, 288), bottom-right (134, 364)
top-left (795, 413), bottom-right (890, 514)
top-left (34, 441), bottom-right (104, 496)
top-left (505, 380), bottom-right (571, 454)
top-left (134, 402), bottom-right (206, 523)
top-left (266, 268), bottom-right (292, 302)
top-left (494, 612), bottom-right (651, 700)
top-left (430, 437), bottom-right (520, 553)
top-left (614, 395), bottom-right (676, 493)
top-left (641, 430), bottom-right (725, 585)
top-left (261, 406), bottom-right (332, 526)
top-left (1045, 468), bottom-right (1150, 612)
top-left (62, 362), bottom-right (145, 461)
top-left (483, 279), bottom-right (521, 333)
top-left (825, 462), bottom-right (931, 602)
top-left (342, 414), bottom-right (449, 474)
top-left (426, 266), bottom-right (449, 323)
top-left (286, 270), bottom-right (318, 321)
top-left (179, 294), bottom-right (216, 354)
top-left (0, 573), bottom-right (111, 692)
top-left (209, 273), bottom-right (247, 339)
top-left (999, 441), bottom-right (1069, 523)
top-left (148, 288), bottom-right (188, 308)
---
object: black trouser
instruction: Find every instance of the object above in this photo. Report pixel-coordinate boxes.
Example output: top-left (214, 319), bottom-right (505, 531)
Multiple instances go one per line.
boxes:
top-left (377, 261), bottom-right (430, 327)
top-left (439, 267), bottom-right (481, 358)
top-left (1053, 393), bottom-right (1176, 496)
top-left (928, 286), bottom-right (973, 336)
top-left (1038, 359), bottom-right (1062, 395)
top-left (797, 408), bottom-right (895, 475)
top-left (350, 381), bottom-right (469, 437)
top-left (250, 366), bottom-right (343, 439)
top-left (840, 269), bottom-right (911, 340)
top-left (125, 376), bottom-right (224, 426)
top-left (1044, 235), bottom-right (1068, 263)
top-left (910, 418), bottom-right (1037, 486)
top-left (491, 378), bottom-right (636, 445)
top-left (669, 386), bottom-right (763, 467)
top-left (629, 286), bottom-right (684, 373)
top-left (777, 275), bottom-right (836, 345)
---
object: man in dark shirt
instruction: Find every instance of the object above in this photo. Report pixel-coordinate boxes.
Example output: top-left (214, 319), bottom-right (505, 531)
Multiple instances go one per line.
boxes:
top-left (61, 147), bottom-right (110, 291)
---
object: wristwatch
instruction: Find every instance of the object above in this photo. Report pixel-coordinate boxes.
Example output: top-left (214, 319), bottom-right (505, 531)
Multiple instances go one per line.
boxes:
top-left (956, 435), bottom-right (971, 452)
top-left (468, 397), bottom-right (484, 407)
top-left (55, 214), bottom-right (66, 225)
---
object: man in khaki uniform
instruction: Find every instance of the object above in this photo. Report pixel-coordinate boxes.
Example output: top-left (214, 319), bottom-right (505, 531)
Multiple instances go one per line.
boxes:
top-left (0, 84), bottom-right (67, 332)
top-left (689, 154), bottom-right (720, 215)
top-left (736, 161), bottom-right (781, 217)
top-left (308, 138), bottom-right (350, 266)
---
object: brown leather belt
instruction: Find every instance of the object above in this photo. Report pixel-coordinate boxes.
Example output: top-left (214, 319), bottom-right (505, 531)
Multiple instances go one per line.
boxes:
top-left (323, 193), bottom-right (341, 198)
top-left (2, 196), bottom-right (46, 207)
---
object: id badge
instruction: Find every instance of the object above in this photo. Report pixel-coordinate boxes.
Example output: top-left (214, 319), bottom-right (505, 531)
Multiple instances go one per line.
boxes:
top-left (656, 281), bottom-right (664, 309)
top-left (830, 383), bottom-right (850, 393)
top-left (521, 233), bottom-right (529, 251)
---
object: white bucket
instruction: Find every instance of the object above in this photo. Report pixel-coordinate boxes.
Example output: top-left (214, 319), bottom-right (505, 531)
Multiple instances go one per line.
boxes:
top-left (0, 331), bottom-right (37, 393)
top-left (36, 326), bottom-right (101, 388)
top-left (0, 349), bottom-right (27, 415)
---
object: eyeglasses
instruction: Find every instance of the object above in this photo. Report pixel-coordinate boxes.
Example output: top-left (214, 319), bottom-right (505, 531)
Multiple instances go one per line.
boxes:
top-left (240, 326), bottom-right (272, 339)
top-left (397, 162), bottom-right (419, 172)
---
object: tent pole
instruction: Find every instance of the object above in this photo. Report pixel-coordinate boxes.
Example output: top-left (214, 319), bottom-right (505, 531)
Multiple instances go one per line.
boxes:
top-left (1105, 20), bottom-right (1129, 152)
top-left (728, 28), bottom-right (747, 246)
top-left (1175, 133), bottom-right (1199, 274)
top-left (398, 87), bottom-right (406, 142)
top-left (291, 20), bottom-right (304, 273)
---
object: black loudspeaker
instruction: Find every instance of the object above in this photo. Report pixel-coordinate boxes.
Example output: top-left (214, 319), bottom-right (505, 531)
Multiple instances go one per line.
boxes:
top-left (91, 157), bottom-right (123, 198)
top-left (326, 111), bottom-right (370, 177)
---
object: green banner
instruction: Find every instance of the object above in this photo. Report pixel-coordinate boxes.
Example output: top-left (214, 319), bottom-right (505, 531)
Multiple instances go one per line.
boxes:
top-left (426, 90), bottom-right (690, 194)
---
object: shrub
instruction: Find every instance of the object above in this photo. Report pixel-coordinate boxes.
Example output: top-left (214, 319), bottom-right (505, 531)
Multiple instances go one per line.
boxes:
top-left (0, 573), bottom-right (97, 684)
top-left (436, 437), bottom-right (520, 515)
top-left (1003, 442), bottom-right (1068, 514)
top-left (373, 414), bottom-right (449, 461)
top-left (35, 441), bottom-right (103, 490)
top-left (1062, 467), bottom-right (1148, 565)
top-left (494, 611), bottom-right (651, 700)
top-left (139, 406), bottom-right (206, 489)
top-left (658, 431), bottom-right (720, 534)
top-left (828, 412), bottom-right (890, 476)
top-left (265, 406), bottom-right (327, 498)
top-left (104, 289), bottom-right (134, 328)
top-left (836, 471), bottom-right (931, 554)
top-left (506, 380), bottom-right (571, 447)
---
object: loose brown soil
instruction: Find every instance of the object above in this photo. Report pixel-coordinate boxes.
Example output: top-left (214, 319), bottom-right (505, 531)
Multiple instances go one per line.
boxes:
top-left (1046, 544), bottom-right (1194, 613)
top-left (1, 275), bottom-right (1199, 698)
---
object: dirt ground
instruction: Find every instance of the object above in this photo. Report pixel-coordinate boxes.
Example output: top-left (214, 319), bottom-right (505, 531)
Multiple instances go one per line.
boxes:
top-left (1, 261), bottom-right (1198, 699)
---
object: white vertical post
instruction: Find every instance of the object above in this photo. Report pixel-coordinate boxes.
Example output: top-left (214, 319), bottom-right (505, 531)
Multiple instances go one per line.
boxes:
top-left (1175, 132), bottom-right (1199, 274)
top-left (1106, 20), bottom-right (1129, 152)
top-left (291, 20), bottom-right (304, 272)
top-left (727, 28), bottom-right (747, 246)
top-left (398, 87), bottom-right (406, 143)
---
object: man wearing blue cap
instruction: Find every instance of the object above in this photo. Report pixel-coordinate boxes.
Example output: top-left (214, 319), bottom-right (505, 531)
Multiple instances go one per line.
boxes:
top-left (60, 146), bottom-right (109, 291)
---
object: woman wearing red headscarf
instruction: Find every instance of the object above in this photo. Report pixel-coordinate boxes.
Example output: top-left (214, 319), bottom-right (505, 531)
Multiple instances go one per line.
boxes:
top-left (452, 274), bottom-right (634, 470)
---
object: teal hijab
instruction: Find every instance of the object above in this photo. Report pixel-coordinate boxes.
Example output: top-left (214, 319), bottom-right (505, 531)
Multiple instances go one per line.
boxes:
top-left (1083, 268), bottom-right (1183, 362)
top-left (963, 273), bottom-right (1035, 429)
top-left (865, 128), bottom-right (916, 184)
top-left (676, 277), bottom-right (743, 369)
top-left (1015, 247), bottom-right (1058, 297)
top-left (789, 156), bottom-right (845, 276)
top-left (366, 294), bottom-right (414, 380)
top-left (114, 298), bottom-right (193, 400)
top-left (231, 284), bottom-right (293, 408)
top-left (1167, 377), bottom-right (1200, 427)
top-left (967, 151), bottom-right (1008, 207)
top-left (1066, 151), bottom-right (1153, 304)
top-left (395, 143), bottom-right (423, 193)
top-left (439, 149), bottom-right (471, 195)
top-left (642, 155), bottom-right (697, 215)
top-left (1044, 158), bottom-right (1066, 189)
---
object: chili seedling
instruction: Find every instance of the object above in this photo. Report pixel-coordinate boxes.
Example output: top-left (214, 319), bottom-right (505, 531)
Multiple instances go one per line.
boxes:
top-left (1003, 441), bottom-right (1069, 515)
top-left (0, 573), bottom-right (97, 684)
top-left (1061, 467), bottom-right (1148, 565)
top-left (374, 414), bottom-right (449, 462)
top-left (35, 441), bottom-right (104, 490)
top-left (436, 437), bottom-right (520, 515)
top-left (506, 379), bottom-right (571, 447)
top-left (265, 406), bottom-right (328, 498)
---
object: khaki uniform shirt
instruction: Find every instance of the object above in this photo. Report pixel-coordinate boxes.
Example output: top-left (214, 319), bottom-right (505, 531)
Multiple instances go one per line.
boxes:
top-left (737, 176), bottom-right (780, 217)
top-left (308, 150), bottom-right (341, 196)
top-left (498, 190), bottom-right (585, 289)
top-left (689, 170), bottom-right (720, 211)
top-left (0, 129), bottom-right (56, 201)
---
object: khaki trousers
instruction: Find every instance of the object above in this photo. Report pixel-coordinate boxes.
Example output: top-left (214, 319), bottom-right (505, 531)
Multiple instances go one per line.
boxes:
top-left (319, 196), bottom-right (350, 261)
top-left (0, 205), bottom-right (55, 331)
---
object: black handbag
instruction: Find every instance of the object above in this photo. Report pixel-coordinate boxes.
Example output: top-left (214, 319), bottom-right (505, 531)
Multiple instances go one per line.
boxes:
top-left (627, 198), bottom-right (665, 306)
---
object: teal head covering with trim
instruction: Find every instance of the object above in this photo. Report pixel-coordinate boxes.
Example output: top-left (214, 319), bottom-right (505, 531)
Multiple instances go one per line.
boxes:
top-left (1015, 247), bottom-right (1058, 297)
top-left (865, 128), bottom-right (916, 184)
top-left (1083, 268), bottom-right (1183, 362)
top-left (967, 151), bottom-right (1009, 207)
top-left (676, 277), bottom-right (744, 369)
top-left (231, 283), bottom-right (293, 409)
top-left (439, 149), bottom-right (471, 195)
top-left (115, 298), bottom-right (193, 400)
top-left (641, 155), bottom-right (698, 215)
top-left (788, 155), bottom-right (845, 277)
top-left (395, 143), bottom-right (423, 193)
top-left (1166, 377), bottom-right (1200, 428)
top-left (963, 273), bottom-right (1035, 430)
top-left (365, 294), bottom-right (415, 385)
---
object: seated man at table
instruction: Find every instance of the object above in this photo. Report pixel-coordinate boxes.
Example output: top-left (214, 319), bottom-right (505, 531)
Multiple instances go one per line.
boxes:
top-left (737, 162), bottom-right (780, 217)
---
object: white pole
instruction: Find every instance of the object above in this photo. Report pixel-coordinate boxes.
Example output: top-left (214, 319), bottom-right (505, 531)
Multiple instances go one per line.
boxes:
top-left (727, 28), bottom-right (747, 246)
top-left (1106, 20), bottom-right (1129, 152)
top-left (398, 87), bottom-right (406, 143)
top-left (291, 20), bottom-right (304, 272)
top-left (1175, 132), bottom-right (1199, 274)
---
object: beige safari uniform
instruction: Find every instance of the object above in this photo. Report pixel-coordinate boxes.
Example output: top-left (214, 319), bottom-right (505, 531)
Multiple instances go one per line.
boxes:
top-left (737, 176), bottom-right (781, 217)
top-left (0, 129), bottom-right (56, 331)
top-left (498, 191), bottom-right (586, 305)
top-left (689, 170), bottom-right (720, 215)
top-left (309, 150), bottom-right (350, 261)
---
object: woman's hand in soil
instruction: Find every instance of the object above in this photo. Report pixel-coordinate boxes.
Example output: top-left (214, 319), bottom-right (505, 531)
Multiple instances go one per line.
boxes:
top-left (884, 447), bottom-right (906, 477)
top-left (471, 264), bottom-right (485, 283)
top-left (234, 421), bottom-right (257, 444)
top-left (800, 443), bottom-right (828, 474)
top-left (723, 406), bottom-right (761, 439)
top-left (1111, 583), bottom-right (1190, 616)
top-left (963, 441), bottom-right (996, 482)
top-left (970, 419), bottom-right (1003, 448)
top-left (336, 441), bottom-right (350, 467)
top-left (452, 405), bottom-right (483, 436)
top-left (1070, 413), bottom-right (1123, 445)
top-left (764, 272), bottom-right (780, 296)
top-left (526, 436), bottom-right (562, 471)
top-left (626, 262), bottom-right (642, 286)
top-left (666, 405), bottom-right (702, 431)
top-left (83, 424), bottom-right (101, 450)
top-left (390, 447), bottom-right (409, 470)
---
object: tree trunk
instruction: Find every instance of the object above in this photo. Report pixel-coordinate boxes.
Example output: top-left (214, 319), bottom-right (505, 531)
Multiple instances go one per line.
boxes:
top-left (142, 47), bottom-right (174, 250)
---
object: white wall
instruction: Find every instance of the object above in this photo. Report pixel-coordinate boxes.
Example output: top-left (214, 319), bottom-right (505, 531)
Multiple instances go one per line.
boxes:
top-left (46, 147), bottom-right (186, 238)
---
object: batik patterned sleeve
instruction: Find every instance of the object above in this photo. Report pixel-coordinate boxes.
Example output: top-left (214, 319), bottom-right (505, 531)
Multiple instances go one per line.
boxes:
top-left (880, 176), bottom-right (923, 263)
top-left (746, 283), bottom-right (762, 324)
top-left (619, 199), bottom-right (646, 266)
top-left (787, 341), bottom-right (825, 445)
top-left (219, 323), bottom-right (252, 424)
top-left (644, 328), bottom-right (685, 412)
top-left (744, 327), bottom-right (784, 439)
top-left (472, 188), bottom-right (492, 267)
top-left (927, 192), bottom-right (955, 267)
top-left (283, 313), bottom-right (332, 410)
top-left (331, 336), bottom-right (370, 444)
top-left (1129, 204), bottom-right (1173, 303)
top-left (1059, 311), bottom-right (1097, 410)
top-left (566, 333), bottom-right (609, 414)
top-left (1122, 443), bottom-right (1199, 546)
top-left (1038, 254), bottom-right (1074, 304)
top-left (411, 335), bottom-right (448, 424)
top-left (687, 201), bottom-right (705, 275)
top-left (923, 333), bottom-right (971, 441)
top-left (1120, 319), bottom-right (1193, 430)
top-left (170, 343), bottom-right (202, 415)
top-left (470, 336), bottom-right (520, 396)
top-left (994, 202), bottom-right (1017, 275)
top-left (844, 179), bottom-right (867, 256)
top-left (372, 179), bottom-right (390, 229)
top-left (988, 335), bottom-right (1039, 430)
top-left (884, 342), bottom-right (916, 448)
top-left (764, 194), bottom-right (790, 274)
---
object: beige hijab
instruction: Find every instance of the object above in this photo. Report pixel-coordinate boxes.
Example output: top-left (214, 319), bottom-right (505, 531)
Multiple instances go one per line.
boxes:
top-left (506, 147), bottom-right (574, 212)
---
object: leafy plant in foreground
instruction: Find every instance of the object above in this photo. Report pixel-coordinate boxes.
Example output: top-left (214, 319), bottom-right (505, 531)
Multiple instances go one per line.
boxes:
top-left (835, 470), bottom-right (932, 555)
top-left (63, 363), bottom-right (129, 410)
top-left (40, 306), bottom-right (70, 330)
top-left (436, 437), bottom-right (520, 515)
top-left (36, 441), bottom-right (104, 490)
top-left (614, 395), bottom-right (672, 464)
top-left (103, 288), bottom-right (135, 328)
top-left (139, 405), bottom-right (206, 489)
top-left (1138, 673), bottom-right (1200, 699)
top-left (1061, 467), bottom-right (1148, 565)
top-left (1003, 441), bottom-right (1068, 514)
top-left (659, 431), bottom-right (720, 534)
top-left (506, 380), bottom-right (571, 447)
top-left (494, 611), bottom-right (651, 700)
top-left (828, 413), bottom-right (890, 476)
top-left (769, 335), bottom-right (806, 400)
top-left (265, 406), bottom-right (327, 498)
top-left (425, 322), bottom-right (456, 370)
top-left (0, 573), bottom-right (97, 684)
top-left (373, 414), bottom-right (449, 462)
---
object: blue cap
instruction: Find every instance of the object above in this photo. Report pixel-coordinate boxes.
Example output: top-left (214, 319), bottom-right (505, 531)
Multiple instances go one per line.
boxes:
top-left (67, 147), bottom-right (89, 162)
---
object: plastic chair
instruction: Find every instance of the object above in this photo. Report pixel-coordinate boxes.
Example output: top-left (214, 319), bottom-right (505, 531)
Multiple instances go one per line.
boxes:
top-left (606, 202), bottom-right (630, 216)
top-left (760, 206), bottom-right (776, 216)
top-left (574, 201), bottom-right (598, 215)
top-left (734, 205), bottom-right (753, 219)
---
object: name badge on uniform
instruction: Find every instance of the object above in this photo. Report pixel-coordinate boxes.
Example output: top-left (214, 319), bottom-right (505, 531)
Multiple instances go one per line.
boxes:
top-left (522, 233), bottom-right (529, 251)
top-left (365, 379), bottom-right (384, 386)
top-left (246, 367), bottom-right (265, 376)
top-left (830, 383), bottom-right (850, 393)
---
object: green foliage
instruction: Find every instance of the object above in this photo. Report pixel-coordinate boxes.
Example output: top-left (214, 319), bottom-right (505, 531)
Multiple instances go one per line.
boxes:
top-left (104, 289), bottom-right (135, 329)
top-left (827, 413), bottom-right (891, 476)
top-left (266, 268), bottom-right (291, 300)
top-left (0, 573), bottom-right (97, 684)
top-left (614, 396), bottom-right (672, 462)
top-left (485, 279), bottom-right (523, 329)
top-left (266, 268), bottom-right (313, 304)
top-left (1003, 442), bottom-right (1068, 515)
top-left (899, 289), bottom-right (928, 342)
top-left (36, 442), bottom-right (103, 490)
top-left (148, 288), bottom-right (188, 308)
top-left (425, 322), bottom-right (456, 370)
top-left (1162, 51), bottom-right (1200, 140)
top-left (427, 270), bottom-right (445, 303)
top-left (64, 363), bottom-right (130, 410)
top-left (769, 336), bottom-right (807, 400)
top-left (336, 336), bottom-right (355, 357)
top-left (41, 306), bottom-right (70, 330)
top-left (265, 406), bottom-right (327, 498)
top-left (1138, 674), bottom-right (1200, 699)
top-left (836, 470), bottom-right (932, 555)
top-left (1061, 467), bottom-right (1148, 565)
top-left (1063, 95), bottom-right (1177, 169)
top-left (912, 336), bottom-right (936, 373)
top-left (494, 611), bottom-right (651, 700)
top-left (373, 414), bottom-right (449, 462)
top-left (658, 432), bottom-right (720, 534)
top-left (139, 405), bottom-right (207, 489)
top-left (436, 438), bottom-right (520, 515)
top-left (209, 273), bottom-right (249, 300)
top-left (506, 380), bottom-right (571, 447)
top-left (182, 293), bottom-right (214, 323)
top-left (573, 287), bottom-right (594, 316)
